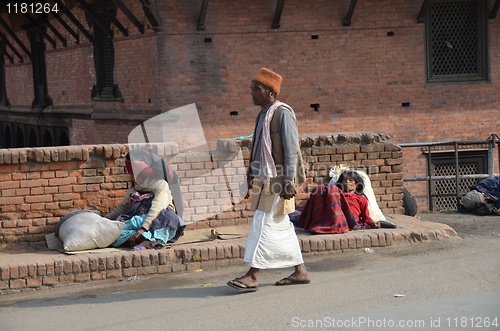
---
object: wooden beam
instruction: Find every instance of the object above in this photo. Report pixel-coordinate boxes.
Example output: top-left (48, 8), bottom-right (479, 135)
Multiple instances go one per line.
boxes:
top-left (418, 0), bottom-right (428, 23)
top-left (43, 15), bottom-right (68, 47)
top-left (23, 14), bottom-right (57, 49)
top-left (3, 50), bottom-right (14, 64)
top-left (33, 0), bottom-right (69, 46)
top-left (140, 0), bottom-right (162, 31)
top-left (491, 0), bottom-right (500, 19)
top-left (26, 0), bottom-right (66, 47)
top-left (0, 16), bottom-right (32, 60)
top-left (74, 0), bottom-right (113, 37)
top-left (197, 0), bottom-right (209, 31)
top-left (0, 39), bottom-right (14, 63)
top-left (91, 0), bottom-right (129, 36)
top-left (53, 0), bottom-right (92, 42)
top-left (343, 0), bottom-right (357, 26)
top-left (110, 0), bottom-right (145, 33)
top-left (272, 0), bottom-right (285, 29)
top-left (50, 10), bottom-right (79, 44)
top-left (0, 33), bottom-right (24, 63)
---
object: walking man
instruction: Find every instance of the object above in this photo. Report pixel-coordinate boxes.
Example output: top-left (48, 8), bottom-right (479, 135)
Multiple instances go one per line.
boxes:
top-left (227, 68), bottom-right (311, 292)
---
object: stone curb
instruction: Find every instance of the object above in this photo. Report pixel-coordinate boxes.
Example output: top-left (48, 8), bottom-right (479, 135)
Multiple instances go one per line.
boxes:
top-left (0, 215), bottom-right (457, 294)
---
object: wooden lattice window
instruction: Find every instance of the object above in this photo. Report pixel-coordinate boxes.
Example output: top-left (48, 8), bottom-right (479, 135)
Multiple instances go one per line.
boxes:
top-left (425, 0), bottom-right (489, 83)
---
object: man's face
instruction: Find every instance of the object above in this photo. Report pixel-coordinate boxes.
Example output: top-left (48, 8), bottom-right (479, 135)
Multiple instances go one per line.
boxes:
top-left (342, 175), bottom-right (357, 193)
top-left (251, 81), bottom-right (270, 106)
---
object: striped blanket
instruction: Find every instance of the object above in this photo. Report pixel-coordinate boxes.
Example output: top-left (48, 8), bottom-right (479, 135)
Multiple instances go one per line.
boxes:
top-left (296, 185), bottom-right (356, 234)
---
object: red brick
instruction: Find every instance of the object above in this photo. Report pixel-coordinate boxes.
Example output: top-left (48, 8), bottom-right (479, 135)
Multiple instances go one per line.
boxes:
top-left (157, 265), bottom-right (172, 274)
top-left (171, 263), bottom-right (186, 272)
top-left (215, 259), bottom-right (231, 267)
top-left (106, 269), bottom-right (122, 279)
top-left (58, 274), bottom-right (75, 283)
top-left (9, 279), bottom-right (26, 289)
top-left (0, 266), bottom-right (9, 281)
top-left (18, 265), bottom-right (28, 278)
top-left (185, 262), bottom-right (202, 271)
top-left (132, 255), bottom-right (142, 268)
top-left (309, 239), bottom-right (319, 252)
top-left (74, 273), bottom-right (91, 283)
top-left (37, 263), bottom-right (46, 276)
top-left (42, 276), bottom-right (58, 285)
top-left (340, 237), bottom-right (349, 250)
top-left (90, 272), bottom-right (106, 280)
top-left (26, 278), bottom-right (42, 288)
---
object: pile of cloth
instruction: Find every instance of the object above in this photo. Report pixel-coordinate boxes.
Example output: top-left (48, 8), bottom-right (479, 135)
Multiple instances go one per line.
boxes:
top-left (460, 176), bottom-right (500, 216)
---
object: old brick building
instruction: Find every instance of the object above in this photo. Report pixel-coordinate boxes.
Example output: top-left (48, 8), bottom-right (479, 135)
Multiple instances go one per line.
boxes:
top-left (0, 0), bottom-right (499, 210)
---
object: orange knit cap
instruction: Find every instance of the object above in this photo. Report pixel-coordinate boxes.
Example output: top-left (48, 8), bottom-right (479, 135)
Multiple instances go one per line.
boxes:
top-left (252, 68), bottom-right (282, 95)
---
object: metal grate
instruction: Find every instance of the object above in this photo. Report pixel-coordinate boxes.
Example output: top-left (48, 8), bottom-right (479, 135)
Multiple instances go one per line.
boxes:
top-left (426, 0), bottom-right (488, 83)
top-left (431, 161), bottom-right (480, 210)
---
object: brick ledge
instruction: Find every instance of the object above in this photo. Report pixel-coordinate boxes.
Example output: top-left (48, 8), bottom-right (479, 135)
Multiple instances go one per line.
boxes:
top-left (0, 215), bottom-right (457, 294)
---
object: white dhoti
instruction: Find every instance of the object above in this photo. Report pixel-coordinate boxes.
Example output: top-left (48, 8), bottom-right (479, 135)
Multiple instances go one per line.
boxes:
top-left (244, 194), bottom-right (304, 269)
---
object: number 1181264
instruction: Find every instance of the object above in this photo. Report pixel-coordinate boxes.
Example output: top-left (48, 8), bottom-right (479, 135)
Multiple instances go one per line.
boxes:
top-left (7, 3), bottom-right (59, 14)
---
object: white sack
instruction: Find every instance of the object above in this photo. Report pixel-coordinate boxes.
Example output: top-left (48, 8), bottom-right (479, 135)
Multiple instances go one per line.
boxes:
top-left (58, 210), bottom-right (125, 252)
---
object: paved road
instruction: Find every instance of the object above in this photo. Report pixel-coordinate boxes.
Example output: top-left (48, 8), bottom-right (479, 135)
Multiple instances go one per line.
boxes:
top-left (1, 212), bottom-right (499, 331)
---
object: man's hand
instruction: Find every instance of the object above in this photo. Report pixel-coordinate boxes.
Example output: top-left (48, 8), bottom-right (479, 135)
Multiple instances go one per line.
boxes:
top-left (281, 182), bottom-right (297, 200)
top-left (130, 228), bottom-right (146, 242)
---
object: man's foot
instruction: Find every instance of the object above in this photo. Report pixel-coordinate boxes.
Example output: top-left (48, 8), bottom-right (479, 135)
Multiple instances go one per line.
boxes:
top-left (275, 272), bottom-right (310, 286)
top-left (275, 277), bottom-right (311, 286)
top-left (227, 277), bottom-right (258, 292)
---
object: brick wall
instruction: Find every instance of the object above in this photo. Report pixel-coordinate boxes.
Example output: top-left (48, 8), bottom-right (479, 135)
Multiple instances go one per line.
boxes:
top-left (0, 132), bottom-right (403, 246)
top-left (3, 0), bottom-right (496, 220)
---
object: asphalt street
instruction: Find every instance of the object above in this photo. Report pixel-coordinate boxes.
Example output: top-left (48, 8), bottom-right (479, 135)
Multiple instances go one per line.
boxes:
top-left (0, 212), bottom-right (499, 331)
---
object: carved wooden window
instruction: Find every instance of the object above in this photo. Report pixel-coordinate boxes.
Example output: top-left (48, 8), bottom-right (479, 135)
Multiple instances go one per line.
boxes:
top-left (425, 0), bottom-right (489, 83)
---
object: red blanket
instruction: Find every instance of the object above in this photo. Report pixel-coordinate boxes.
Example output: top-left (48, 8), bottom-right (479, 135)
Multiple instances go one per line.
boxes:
top-left (296, 185), bottom-right (356, 234)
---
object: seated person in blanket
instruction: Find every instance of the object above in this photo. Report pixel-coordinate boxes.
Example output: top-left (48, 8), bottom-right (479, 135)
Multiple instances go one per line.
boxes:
top-left (337, 170), bottom-right (380, 229)
top-left (106, 150), bottom-right (185, 248)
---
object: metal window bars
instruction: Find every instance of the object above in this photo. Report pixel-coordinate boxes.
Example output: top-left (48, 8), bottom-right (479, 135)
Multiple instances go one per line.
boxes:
top-left (399, 134), bottom-right (500, 212)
